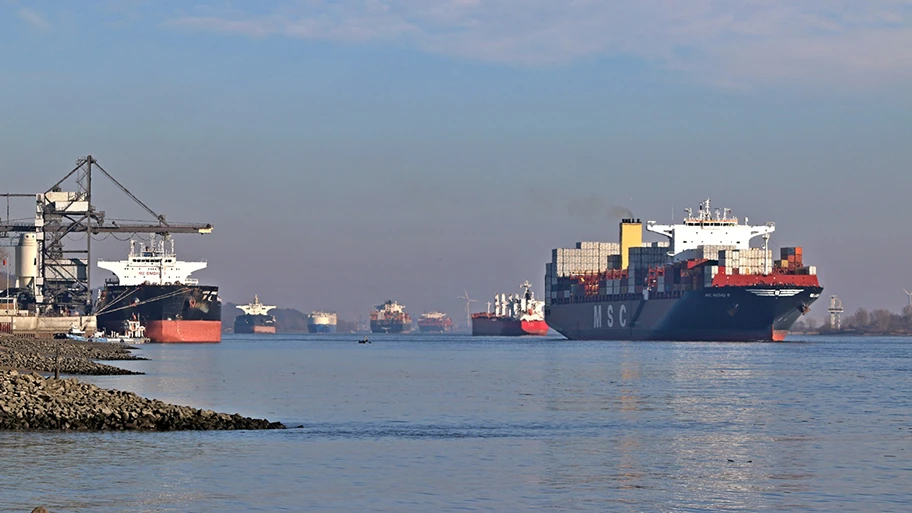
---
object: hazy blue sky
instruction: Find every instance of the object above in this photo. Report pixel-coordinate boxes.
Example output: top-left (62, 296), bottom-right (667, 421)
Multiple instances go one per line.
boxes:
top-left (2, 1), bottom-right (912, 325)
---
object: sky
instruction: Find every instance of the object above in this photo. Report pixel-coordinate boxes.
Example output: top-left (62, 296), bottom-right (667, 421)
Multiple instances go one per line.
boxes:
top-left (2, 0), bottom-right (912, 325)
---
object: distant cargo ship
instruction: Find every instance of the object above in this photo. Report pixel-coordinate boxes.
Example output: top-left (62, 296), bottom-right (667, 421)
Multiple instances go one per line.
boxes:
top-left (370, 300), bottom-right (412, 333)
top-left (472, 281), bottom-right (548, 336)
top-left (545, 199), bottom-right (823, 341)
top-left (307, 311), bottom-right (337, 333)
top-left (417, 311), bottom-right (454, 333)
top-left (95, 236), bottom-right (221, 343)
top-left (234, 295), bottom-right (277, 334)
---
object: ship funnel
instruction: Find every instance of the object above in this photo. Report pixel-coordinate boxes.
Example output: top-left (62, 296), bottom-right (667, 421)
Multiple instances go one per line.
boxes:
top-left (620, 218), bottom-right (642, 270)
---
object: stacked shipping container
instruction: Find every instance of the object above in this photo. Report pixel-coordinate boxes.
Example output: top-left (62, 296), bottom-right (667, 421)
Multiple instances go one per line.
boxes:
top-left (718, 248), bottom-right (773, 275)
top-left (549, 241), bottom-right (625, 305)
top-left (628, 242), bottom-right (670, 272)
top-left (547, 241), bottom-right (813, 307)
top-left (774, 247), bottom-right (816, 275)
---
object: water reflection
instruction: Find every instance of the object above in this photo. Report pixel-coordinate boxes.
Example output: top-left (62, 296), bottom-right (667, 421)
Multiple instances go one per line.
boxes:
top-left (4, 335), bottom-right (911, 511)
top-left (531, 340), bottom-right (827, 511)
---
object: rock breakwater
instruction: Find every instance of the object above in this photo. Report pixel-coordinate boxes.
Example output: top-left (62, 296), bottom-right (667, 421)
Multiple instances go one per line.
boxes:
top-left (0, 370), bottom-right (285, 431)
top-left (0, 335), bottom-right (145, 375)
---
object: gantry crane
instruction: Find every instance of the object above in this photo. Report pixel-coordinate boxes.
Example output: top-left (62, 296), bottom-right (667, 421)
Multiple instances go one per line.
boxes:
top-left (0, 155), bottom-right (212, 314)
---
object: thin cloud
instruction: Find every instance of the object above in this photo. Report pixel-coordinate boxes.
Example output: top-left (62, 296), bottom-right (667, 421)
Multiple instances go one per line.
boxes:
top-left (162, 0), bottom-right (912, 88)
top-left (166, 16), bottom-right (275, 37)
top-left (18, 7), bottom-right (52, 31)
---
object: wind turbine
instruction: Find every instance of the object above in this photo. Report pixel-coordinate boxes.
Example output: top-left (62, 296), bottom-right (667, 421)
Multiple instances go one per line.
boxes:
top-left (904, 289), bottom-right (912, 307)
top-left (457, 289), bottom-right (478, 332)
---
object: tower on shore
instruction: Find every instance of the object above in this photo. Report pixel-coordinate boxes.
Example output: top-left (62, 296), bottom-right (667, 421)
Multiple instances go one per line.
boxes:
top-left (828, 295), bottom-right (844, 330)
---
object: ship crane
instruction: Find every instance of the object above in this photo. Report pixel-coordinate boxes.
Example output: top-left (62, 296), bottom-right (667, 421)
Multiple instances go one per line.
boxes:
top-left (0, 155), bottom-right (213, 312)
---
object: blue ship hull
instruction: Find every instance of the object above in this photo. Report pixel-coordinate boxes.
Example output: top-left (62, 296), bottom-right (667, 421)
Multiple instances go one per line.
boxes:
top-left (307, 323), bottom-right (336, 334)
top-left (546, 286), bottom-right (823, 341)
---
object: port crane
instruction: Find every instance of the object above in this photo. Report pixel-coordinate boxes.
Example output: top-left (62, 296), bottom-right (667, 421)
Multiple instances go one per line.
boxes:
top-left (0, 155), bottom-right (212, 314)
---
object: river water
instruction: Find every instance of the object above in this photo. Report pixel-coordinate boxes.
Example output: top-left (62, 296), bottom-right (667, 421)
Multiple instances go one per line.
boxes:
top-left (1, 334), bottom-right (910, 512)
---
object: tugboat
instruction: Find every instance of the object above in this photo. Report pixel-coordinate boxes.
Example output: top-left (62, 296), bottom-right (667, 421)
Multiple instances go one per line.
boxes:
top-left (66, 318), bottom-right (149, 344)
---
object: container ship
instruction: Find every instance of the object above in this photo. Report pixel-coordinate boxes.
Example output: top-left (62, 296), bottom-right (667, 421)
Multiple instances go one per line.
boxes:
top-left (94, 236), bottom-right (221, 343)
top-left (472, 281), bottom-right (549, 336)
top-left (307, 311), bottom-right (338, 333)
top-left (545, 199), bottom-right (822, 342)
top-left (417, 311), bottom-right (454, 333)
top-left (234, 295), bottom-right (276, 334)
top-left (370, 300), bottom-right (412, 333)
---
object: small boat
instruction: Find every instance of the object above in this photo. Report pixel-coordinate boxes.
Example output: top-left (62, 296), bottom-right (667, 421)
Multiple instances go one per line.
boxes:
top-left (66, 319), bottom-right (149, 344)
top-left (358, 337), bottom-right (370, 344)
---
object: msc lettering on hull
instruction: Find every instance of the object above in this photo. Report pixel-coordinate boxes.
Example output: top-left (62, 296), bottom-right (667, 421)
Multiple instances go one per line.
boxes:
top-left (593, 304), bottom-right (627, 329)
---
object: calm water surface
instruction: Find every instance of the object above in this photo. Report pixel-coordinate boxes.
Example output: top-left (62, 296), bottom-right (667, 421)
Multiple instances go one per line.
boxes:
top-left (2, 334), bottom-right (910, 512)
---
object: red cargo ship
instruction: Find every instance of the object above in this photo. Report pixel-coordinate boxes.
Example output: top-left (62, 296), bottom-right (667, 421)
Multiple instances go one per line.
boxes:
top-left (472, 281), bottom-right (549, 336)
top-left (417, 311), bottom-right (454, 333)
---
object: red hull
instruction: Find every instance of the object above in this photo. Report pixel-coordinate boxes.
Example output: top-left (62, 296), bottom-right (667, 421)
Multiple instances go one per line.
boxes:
top-left (472, 317), bottom-right (549, 336)
top-left (146, 320), bottom-right (222, 343)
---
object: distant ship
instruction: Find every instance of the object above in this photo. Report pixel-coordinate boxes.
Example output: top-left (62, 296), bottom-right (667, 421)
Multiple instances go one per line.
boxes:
top-left (472, 281), bottom-right (548, 336)
top-left (234, 295), bottom-right (277, 334)
top-left (370, 300), bottom-right (412, 333)
top-left (95, 236), bottom-right (221, 343)
top-left (307, 311), bottom-right (337, 333)
top-left (417, 311), bottom-right (454, 333)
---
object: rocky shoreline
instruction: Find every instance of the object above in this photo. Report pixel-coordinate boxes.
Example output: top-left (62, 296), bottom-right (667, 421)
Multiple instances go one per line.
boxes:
top-left (1, 370), bottom-right (284, 430)
top-left (0, 335), bottom-right (285, 431)
top-left (0, 335), bottom-right (146, 375)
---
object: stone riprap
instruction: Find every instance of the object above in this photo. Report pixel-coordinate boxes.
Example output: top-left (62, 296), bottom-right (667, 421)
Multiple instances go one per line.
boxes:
top-left (0, 335), bottom-right (145, 376)
top-left (0, 370), bottom-right (285, 431)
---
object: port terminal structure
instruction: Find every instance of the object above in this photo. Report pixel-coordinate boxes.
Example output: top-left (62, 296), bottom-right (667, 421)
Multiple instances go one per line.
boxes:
top-left (0, 155), bottom-right (212, 336)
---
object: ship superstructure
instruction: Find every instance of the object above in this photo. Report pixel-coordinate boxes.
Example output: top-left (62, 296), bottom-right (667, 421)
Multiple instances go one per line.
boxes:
top-left (472, 281), bottom-right (548, 336)
top-left (417, 311), bottom-right (454, 333)
top-left (307, 311), bottom-right (338, 333)
top-left (234, 295), bottom-right (277, 334)
top-left (95, 235), bottom-right (221, 343)
top-left (370, 300), bottom-right (412, 334)
top-left (545, 199), bottom-right (822, 341)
